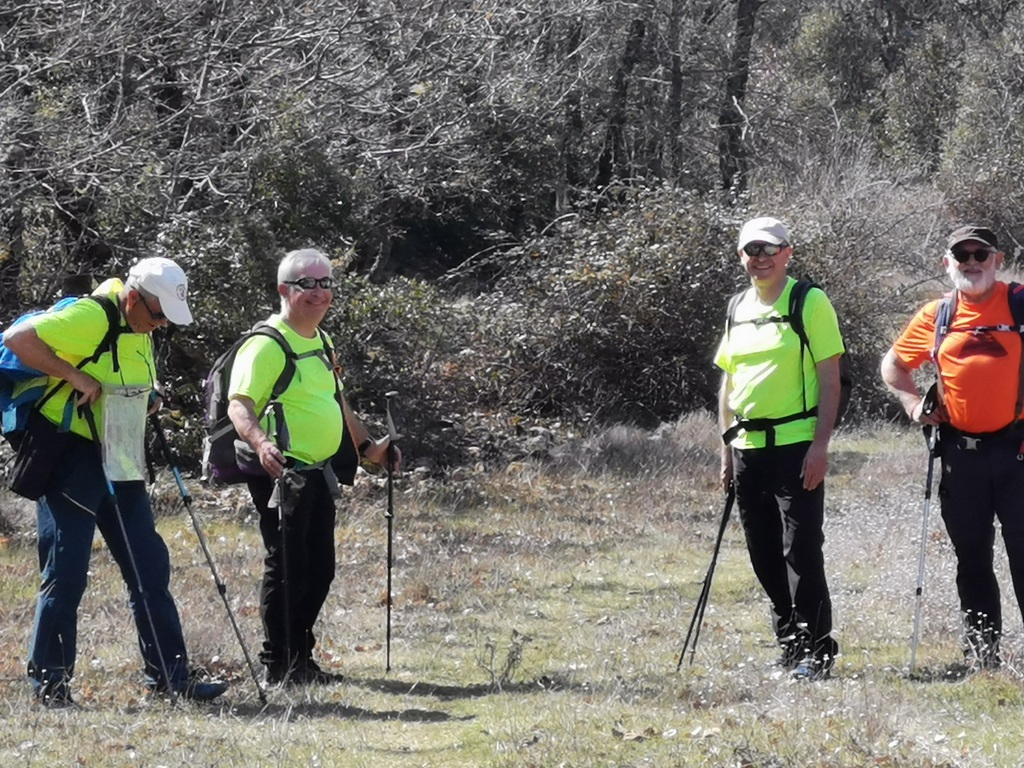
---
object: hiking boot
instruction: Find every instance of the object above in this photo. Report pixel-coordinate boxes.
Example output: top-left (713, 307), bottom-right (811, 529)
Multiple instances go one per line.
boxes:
top-left (298, 659), bottom-right (345, 685)
top-left (267, 659), bottom-right (344, 686)
top-left (791, 655), bottom-right (834, 682)
top-left (148, 671), bottom-right (228, 702)
top-left (181, 677), bottom-right (229, 702)
top-left (774, 642), bottom-right (805, 671)
top-left (37, 680), bottom-right (74, 709)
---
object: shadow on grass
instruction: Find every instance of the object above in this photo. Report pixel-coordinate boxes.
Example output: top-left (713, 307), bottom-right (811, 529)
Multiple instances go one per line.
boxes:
top-left (351, 672), bottom-right (588, 700)
top-left (200, 672), bottom-right (590, 721)
top-left (904, 660), bottom-right (995, 683)
top-left (232, 699), bottom-right (475, 722)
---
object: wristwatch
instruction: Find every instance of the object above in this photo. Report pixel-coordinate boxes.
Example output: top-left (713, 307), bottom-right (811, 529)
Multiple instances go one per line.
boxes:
top-left (358, 438), bottom-right (374, 455)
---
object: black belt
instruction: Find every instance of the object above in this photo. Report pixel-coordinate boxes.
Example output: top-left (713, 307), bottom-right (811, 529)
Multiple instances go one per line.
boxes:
top-left (722, 407), bottom-right (817, 448)
top-left (940, 422), bottom-right (1024, 456)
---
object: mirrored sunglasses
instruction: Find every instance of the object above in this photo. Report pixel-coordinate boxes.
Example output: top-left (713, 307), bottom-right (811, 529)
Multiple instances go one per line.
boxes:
top-left (742, 242), bottom-right (787, 258)
top-left (285, 276), bottom-right (334, 290)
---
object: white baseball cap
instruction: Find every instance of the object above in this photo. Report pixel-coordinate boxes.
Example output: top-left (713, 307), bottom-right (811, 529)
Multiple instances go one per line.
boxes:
top-left (128, 257), bottom-right (193, 326)
top-left (737, 217), bottom-right (790, 251)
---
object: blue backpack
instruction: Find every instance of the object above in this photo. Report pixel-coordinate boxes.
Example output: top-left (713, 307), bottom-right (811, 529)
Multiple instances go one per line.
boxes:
top-left (0, 295), bottom-right (121, 441)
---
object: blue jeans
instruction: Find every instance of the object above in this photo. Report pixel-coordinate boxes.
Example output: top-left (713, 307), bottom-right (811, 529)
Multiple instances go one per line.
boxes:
top-left (28, 436), bottom-right (189, 693)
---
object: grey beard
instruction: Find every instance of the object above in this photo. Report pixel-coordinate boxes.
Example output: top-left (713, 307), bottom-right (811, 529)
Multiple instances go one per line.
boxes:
top-left (947, 264), bottom-right (995, 296)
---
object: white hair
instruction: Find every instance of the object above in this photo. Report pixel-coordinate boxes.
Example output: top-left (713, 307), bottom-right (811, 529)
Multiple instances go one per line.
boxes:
top-left (277, 248), bottom-right (331, 285)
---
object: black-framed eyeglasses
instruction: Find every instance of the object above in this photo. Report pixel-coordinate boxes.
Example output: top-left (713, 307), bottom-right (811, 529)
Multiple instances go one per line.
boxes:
top-left (284, 276), bottom-right (334, 290)
top-left (743, 242), bottom-right (788, 258)
top-left (139, 293), bottom-right (166, 321)
top-left (950, 246), bottom-right (993, 264)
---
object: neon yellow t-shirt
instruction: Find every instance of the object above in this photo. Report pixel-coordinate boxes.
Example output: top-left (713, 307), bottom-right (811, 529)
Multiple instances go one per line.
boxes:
top-left (228, 314), bottom-right (344, 464)
top-left (714, 278), bottom-right (845, 449)
top-left (28, 278), bottom-right (154, 440)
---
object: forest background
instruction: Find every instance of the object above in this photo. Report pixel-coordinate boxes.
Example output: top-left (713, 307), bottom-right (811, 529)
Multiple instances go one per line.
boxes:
top-left (2, 0), bottom-right (1022, 466)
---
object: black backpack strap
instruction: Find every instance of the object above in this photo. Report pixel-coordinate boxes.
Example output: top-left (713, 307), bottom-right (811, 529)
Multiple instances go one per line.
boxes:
top-left (722, 410), bottom-right (815, 448)
top-left (788, 280), bottom-right (815, 413)
top-left (35, 294), bottom-right (123, 413)
top-left (787, 280), bottom-right (813, 350)
top-left (84, 295), bottom-right (122, 369)
top-left (246, 323), bottom-right (298, 403)
top-left (930, 292), bottom-right (957, 416)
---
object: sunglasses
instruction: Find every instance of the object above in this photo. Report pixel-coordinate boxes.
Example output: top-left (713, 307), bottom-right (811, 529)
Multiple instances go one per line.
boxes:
top-left (285, 276), bottom-right (334, 290)
top-left (139, 293), bottom-right (166, 321)
top-left (743, 242), bottom-right (788, 258)
top-left (950, 246), bottom-right (993, 264)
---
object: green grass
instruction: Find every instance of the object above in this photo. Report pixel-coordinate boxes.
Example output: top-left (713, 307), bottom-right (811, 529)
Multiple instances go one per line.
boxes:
top-left (0, 418), bottom-right (1022, 766)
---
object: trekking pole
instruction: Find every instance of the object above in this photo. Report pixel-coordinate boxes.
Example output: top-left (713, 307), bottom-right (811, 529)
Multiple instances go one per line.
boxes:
top-left (909, 385), bottom-right (941, 678)
top-left (147, 414), bottom-right (267, 704)
top-left (909, 424), bottom-right (939, 677)
top-left (277, 472), bottom-right (294, 679)
top-left (82, 406), bottom-right (176, 704)
top-left (676, 482), bottom-right (735, 671)
top-left (384, 391), bottom-right (402, 673)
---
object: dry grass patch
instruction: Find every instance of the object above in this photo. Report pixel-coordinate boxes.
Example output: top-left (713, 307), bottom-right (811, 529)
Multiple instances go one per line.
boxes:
top-left (0, 416), bottom-right (1022, 766)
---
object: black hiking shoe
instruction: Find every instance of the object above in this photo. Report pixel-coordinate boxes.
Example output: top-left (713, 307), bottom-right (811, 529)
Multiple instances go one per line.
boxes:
top-left (298, 659), bottom-right (345, 685)
top-left (147, 670), bottom-right (228, 702)
top-left (775, 642), bottom-right (804, 671)
top-left (791, 655), bottom-right (834, 682)
top-left (37, 680), bottom-right (74, 709)
top-left (266, 659), bottom-right (345, 686)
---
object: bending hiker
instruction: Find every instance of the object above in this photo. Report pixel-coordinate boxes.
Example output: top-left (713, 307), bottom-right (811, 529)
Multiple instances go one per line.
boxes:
top-left (3, 257), bottom-right (228, 707)
top-left (881, 224), bottom-right (1024, 672)
top-left (715, 216), bottom-right (844, 681)
top-left (226, 248), bottom-right (400, 685)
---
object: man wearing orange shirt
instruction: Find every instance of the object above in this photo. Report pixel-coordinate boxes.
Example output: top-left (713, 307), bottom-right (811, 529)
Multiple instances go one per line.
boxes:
top-left (881, 224), bottom-right (1024, 672)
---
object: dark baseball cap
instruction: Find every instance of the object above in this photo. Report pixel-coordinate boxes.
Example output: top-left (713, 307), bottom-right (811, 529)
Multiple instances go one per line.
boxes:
top-left (947, 225), bottom-right (997, 250)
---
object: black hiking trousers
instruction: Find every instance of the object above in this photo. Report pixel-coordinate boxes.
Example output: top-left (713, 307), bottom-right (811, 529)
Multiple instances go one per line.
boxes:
top-left (732, 440), bottom-right (838, 662)
top-left (938, 423), bottom-right (1024, 658)
top-left (247, 471), bottom-right (338, 674)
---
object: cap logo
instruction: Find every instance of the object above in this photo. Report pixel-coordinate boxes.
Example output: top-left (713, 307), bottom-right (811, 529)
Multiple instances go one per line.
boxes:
top-left (176, 284), bottom-right (187, 301)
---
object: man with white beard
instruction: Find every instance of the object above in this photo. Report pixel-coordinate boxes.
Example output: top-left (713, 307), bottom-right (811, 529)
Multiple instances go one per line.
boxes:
top-left (882, 224), bottom-right (1024, 673)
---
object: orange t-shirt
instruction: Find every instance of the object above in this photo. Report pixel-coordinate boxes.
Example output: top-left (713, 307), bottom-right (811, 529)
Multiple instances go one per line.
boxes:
top-left (893, 281), bottom-right (1024, 433)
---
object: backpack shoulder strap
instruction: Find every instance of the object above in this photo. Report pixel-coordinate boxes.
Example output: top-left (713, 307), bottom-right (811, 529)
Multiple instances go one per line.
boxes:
top-left (725, 289), bottom-right (746, 334)
top-left (932, 291), bottom-right (957, 363)
top-left (82, 294), bottom-right (122, 367)
top-left (246, 322), bottom-right (298, 402)
top-left (36, 294), bottom-right (123, 412)
top-left (787, 279), bottom-right (815, 350)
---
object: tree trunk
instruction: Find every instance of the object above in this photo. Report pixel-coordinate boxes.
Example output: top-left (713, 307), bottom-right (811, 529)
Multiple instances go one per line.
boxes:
top-left (596, 18), bottom-right (646, 190)
top-left (718, 0), bottom-right (759, 195)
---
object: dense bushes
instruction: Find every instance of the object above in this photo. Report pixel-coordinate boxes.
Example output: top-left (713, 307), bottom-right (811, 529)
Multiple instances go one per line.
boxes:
top-left (9, 1), bottom-right (1024, 473)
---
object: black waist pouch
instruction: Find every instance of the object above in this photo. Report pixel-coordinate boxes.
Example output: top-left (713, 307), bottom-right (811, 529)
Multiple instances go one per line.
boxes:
top-left (8, 410), bottom-right (83, 501)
